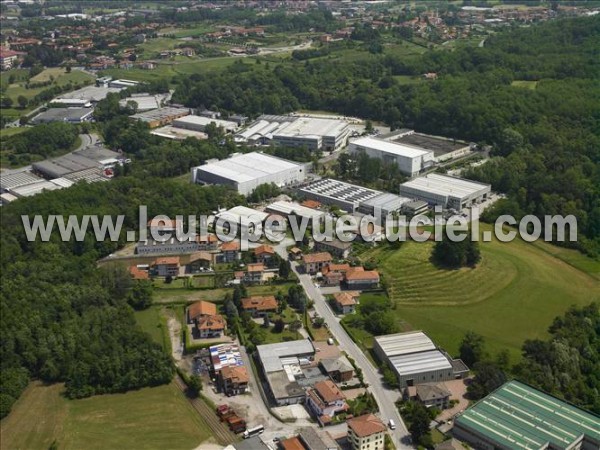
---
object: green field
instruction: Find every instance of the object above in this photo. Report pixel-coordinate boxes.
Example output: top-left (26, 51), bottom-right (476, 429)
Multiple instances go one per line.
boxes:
top-left (358, 225), bottom-right (600, 359)
top-left (135, 306), bottom-right (171, 351)
top-left (0, 381), bottom-right (214, 450)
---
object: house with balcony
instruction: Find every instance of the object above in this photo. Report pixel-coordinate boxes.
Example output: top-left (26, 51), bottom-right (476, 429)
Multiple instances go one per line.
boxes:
top-left (151, 256), bottom-right (180, 277)
top-left (218, 365), bottom-right (249, 396)
top-left (302, 252), bottom-right (333, 275)
top-left (305, 380), bottom-right (349, 426)
top-left (332, 292), bottom-right (359, 314)
top-left (241, 295), bottom-right (278, 317)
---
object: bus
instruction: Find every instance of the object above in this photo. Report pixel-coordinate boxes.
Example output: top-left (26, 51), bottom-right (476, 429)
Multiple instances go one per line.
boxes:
top-left (243, 425), bottom-right (264, 439)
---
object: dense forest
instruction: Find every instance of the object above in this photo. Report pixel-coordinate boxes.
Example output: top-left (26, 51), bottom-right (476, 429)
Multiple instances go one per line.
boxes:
top-left (172, 16), bottom-right (600, 256)
top-left (0, 171), bottom-right (243, 418)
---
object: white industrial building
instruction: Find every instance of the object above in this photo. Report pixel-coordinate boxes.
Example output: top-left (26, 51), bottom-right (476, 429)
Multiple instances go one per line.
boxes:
top-left (191, 152), bottom-right (306, 195)
top-left (348, 136), bottom-right (435, 177)
top-left (373, 331), bottom-right (468, 388)
top-left (214, 205), bottom-right (269, 236)
top-left (399, 173), bottom-right (491, 210)
top-left (235, 115), bottom-right (350, 151)
top-left (172, 115), bottom-right (239, 134)
top-left (266, 200), bottom-right (326, 222)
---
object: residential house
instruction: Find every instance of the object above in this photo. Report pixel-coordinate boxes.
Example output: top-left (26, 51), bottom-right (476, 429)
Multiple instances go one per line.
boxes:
top-left (347, 414), bottom-right (387, 450)
top-left (332, 292), bottom-right (358, 314)
top-left (302, 252), bottom-right (333, 275)
top-left (218, 365), bottom-right (249, 396)
top-left (244, 262), bottom-right (266, 284)
top-left (254, 244), bottom-right (275, 263)
top-left (314, 239), bottom-right (352, 259)
top-left (0, 48), bottom-right (23, 70)
top-left (434, 438), bottom-right (466, 450)
top-left (187, 251), bottom-right (212, 272)
top-left (241, 295), bottom-right (278, 317)
top-left (196, 314), bottom-right (226, 339)
top-left (152, 256), bottom-right (180, 277)
top-left (319, 356), bottom-right (354, 383)
top-left (344, 268), bottom-right (380, 290)
top-left (187, 300), bottom-right (225, 339)
top-left (220, 240), bottom-right (240, 262)
top-left (187, 300), bottom-right (217, 324)
top-left (305, 380), bottom-right (349, 426)
top-left (405, 383), bottom-right (451, 409)
top-left (288, 247), bottom-right (303, 261)
top-left (129, 265), bottom-right (149, 280)
top-left (322, 263), bottom-right (351, 286)
top-left (197, 234), bottom-right (219, 251)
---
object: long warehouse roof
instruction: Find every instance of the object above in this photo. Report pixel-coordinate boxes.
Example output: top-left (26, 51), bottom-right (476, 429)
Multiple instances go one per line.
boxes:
top-left (401, 173), bottom-right (490, 198)
top-left (455, 380), bottom-right (600, 450)
top-left (374, 331), bottom-right (436, 357)
top-left (351, 136), bottom-right (432, 158)
top-left (389, 349), bottom-right (452, 376)
top-left (195, 152), bottom-right (302, 184)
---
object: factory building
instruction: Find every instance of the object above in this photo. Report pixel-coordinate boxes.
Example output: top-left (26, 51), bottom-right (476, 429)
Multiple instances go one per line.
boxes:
top-left (131, 106), bottom-right (191, 128)
top-left (256, 339), bottom-right (320, 406)
top-left (298, 178), bottom-right (410, 216)
top-left (399, 173), bottom-right (491, 210)
top-left (373, 331), bottom-right (468, 388)
top-left (191, 152), bottom-right (306, 196)
top-left (172, 115), bottom-right (239, 134)
top-left (30, 107), bottom-right (94, 124)
top-left (272, 117), bottom-right (350, 152)
top-left (32, 146), bottom-right (122, 180)
top-left (382, 129), bottom-right (473, 163)
top-left (234, 115), bottom-right (350, 151)
top-left (348, 136), bottom-right (435, 177)
top-left (453, 380), bottom-right (600, 450)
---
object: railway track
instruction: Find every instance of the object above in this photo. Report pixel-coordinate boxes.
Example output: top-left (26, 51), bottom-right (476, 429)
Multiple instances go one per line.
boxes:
top-left (174, 375), bottom-right (238, 446)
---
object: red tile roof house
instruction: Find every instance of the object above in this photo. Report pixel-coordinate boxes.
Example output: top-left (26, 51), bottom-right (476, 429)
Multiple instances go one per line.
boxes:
top-left (152, 256), bottom-right (180, 277)
top-left (305, 380), bottom-right (349, 426)
top-left (322, 263), bottom-right (351, 286)
top-left (241, 295), bottom-right (278, 317)
top-left (219, 240), bottom-right (240, 263)
top-left (344, 267), bottom-right (380, 290)
top-left (218, 365), bottom-right (249, 396)
top-left (254, 244), bottom-right (275, 263)
top-left (302, 252), bottom-right (333, 275)
top-left (187, 301), bottom-right (225, 339)
top-left (332, 292), bottom-right (359, 314)
top-left (242, 263), bottom-right (266, 284)
top-left (347, 414), bottom-right (387, 449)
top-left (129, 265), bottom-right (149, 280)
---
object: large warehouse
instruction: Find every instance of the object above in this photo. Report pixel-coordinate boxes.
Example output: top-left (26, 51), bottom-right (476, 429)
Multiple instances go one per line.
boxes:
top-left (172, 115), bottom-right (238, 134)
top-left (235, 115), bottom-right (350, 151)
top-left (400, 173), bottom-right (491, 210)
top-left (453, 380), bottom-right (600, 450)
top-left (298, 178), bottom-right (411, 216)
top-left (373, 331), bottom-right (468, 388)
top-left (32, 146), bottom-right (122, 179)
top-left (348, 136), bottom-right (435, 177)
top-left (191, 152), bottom-right (306, 195)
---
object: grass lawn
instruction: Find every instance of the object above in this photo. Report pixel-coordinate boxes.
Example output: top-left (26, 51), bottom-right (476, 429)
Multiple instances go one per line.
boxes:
top-left (135, 306), bottom-right (170, 351)
top-left (357, 224), bottom-right (600, 359)
top-left (153, 281), bottom-right (296, 304)
top-left (0, 381), bottom-right (214, 450)
top-left (511, 80), bottom-right (538, 90)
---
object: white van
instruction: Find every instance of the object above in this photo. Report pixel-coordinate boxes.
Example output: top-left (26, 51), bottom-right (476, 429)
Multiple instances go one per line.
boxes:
top-left (388, 419), bottom-right (396, 430)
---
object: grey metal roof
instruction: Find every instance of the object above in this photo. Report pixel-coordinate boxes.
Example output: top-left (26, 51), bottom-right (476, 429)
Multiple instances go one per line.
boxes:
top-left (31, 107), bottom-right (93, 124)
top-left (389, 349), bottom-right (452, 376)
top-left (0, 170), bottom-right (45, 191)
top-left (374, 331), bottom-right (436, 357)
top-left (362, 192), bottom-right (412, 212)
top-left (401, 174), bottom-right (491, 199)
top-left (257, 339), bottom-right (314, 373)
top-left (320, 356), bottom-right (353, 374)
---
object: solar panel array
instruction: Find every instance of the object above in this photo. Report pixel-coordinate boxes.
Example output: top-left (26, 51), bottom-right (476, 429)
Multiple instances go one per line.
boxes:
top-left (302, 178), bottom-right (380, 203)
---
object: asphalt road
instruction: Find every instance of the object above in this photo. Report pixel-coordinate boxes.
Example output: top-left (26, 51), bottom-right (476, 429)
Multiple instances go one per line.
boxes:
top-left (289, 261), bottom-right (413, 449)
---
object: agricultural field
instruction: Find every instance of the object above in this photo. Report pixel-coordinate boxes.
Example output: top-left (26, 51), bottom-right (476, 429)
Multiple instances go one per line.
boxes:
top-left (0, 381), bottom-right (215, 450)
top-left (511, 80), bottom-right (538, 90)
top-left (357, 224), bottom-right (600, 359)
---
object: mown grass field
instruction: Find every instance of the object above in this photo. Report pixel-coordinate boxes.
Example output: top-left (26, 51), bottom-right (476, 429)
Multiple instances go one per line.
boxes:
top-left (0, 381), bottom-right (214, 450)
top-left (511, 80), bottom-right (538, 90)
top-left (358, 224), bottom-right (600, 359)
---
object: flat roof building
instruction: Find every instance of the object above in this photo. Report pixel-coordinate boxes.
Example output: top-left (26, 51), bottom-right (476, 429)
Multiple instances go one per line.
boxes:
top-left (256, 339), bottom-right (319, 406)
top-left (272, 117), bottom-right (350, 152)
top-left (31, 107), bottom-right (94, 124)
top-left (299, 178), bottom-right (409, 216)
top-left (348, 136), bottom-right (435, 177)
top-left (131, 106), bottom-right (190, 128)
top-left (32, 146), bottom-right (121, 179)
top-left (172, 115), bottom-right (238, 134)
top-left (373, 331), bottom-right (468, 388)
top-left (453, 380), bottom-right (600, 450)
top-left (192, 152), bottom-right (306, 196)
top-left (266, 200), bottom-right (326, 222)
top-left (400, 173), bottom-right (491, 210)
